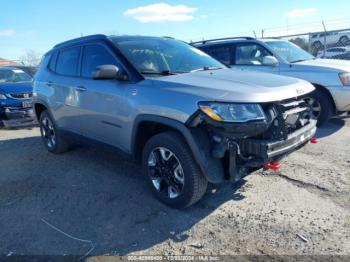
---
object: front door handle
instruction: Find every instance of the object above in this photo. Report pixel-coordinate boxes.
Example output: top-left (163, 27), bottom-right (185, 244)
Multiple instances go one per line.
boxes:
top-left (46, 81), bottom-right (53, 87)
top-left (76, 86), bottom-right (87, 92)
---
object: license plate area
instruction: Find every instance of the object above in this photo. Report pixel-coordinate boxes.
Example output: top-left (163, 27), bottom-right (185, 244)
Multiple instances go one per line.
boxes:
top-left (22, 100), bottom-right (33, 108)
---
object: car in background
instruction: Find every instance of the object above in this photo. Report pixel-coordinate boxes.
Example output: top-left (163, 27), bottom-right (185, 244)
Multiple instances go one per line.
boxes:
top-left (15, 66), bottom-right (39, 77)
top-left (310, 31), bottom-right (350, 50)
top-left (0, 66), bottom-right (33, 121)
top-left (33, 34), bottom-right (316, 208)
top-left (316, 47), bottom-right (350, 59)
top-left (194, 37), bottom-right (350, 125)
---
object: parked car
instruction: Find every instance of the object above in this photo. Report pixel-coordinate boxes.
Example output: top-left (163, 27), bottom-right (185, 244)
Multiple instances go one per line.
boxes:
top-left (310, 31), bottom-right (350, 50)
top-left (316, 47), bottom-right (350, 59)
top-left (33, 35), bottom-right (317, 208)
top-left (0, 66), bottom-right (33, 120)
top-left (15, 66), bottom-right (39, 77)
top-left (194, 37), bottom-right (350, 125)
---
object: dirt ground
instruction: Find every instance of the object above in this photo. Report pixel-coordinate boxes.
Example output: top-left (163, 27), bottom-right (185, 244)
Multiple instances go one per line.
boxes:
top-left (0, 117), bottom-right (349, 260)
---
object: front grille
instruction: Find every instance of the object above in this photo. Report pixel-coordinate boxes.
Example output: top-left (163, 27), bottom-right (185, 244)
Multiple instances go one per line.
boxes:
top-left (7, 93), bottom-right (32, 99)
top-left (261, 98), bottom-right (312, 140)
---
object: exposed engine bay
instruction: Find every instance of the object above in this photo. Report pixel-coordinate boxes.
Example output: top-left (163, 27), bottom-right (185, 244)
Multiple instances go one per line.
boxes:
top-left (188, 98), bottom-right (317, 183)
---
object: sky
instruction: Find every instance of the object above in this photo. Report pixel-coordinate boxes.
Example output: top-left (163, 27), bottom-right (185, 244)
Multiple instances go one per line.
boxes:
top-left (1, 0), bottom-right (350, 60)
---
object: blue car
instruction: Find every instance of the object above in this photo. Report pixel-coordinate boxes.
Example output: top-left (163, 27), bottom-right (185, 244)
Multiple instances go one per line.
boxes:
top-left (0, 66), bottom-right (33, 120)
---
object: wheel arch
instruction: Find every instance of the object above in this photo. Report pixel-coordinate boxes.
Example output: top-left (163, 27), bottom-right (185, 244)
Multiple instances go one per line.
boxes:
top-left (34, 102), bottom-right (48, 121)
top-left (311, 83), bottom-right (336, 114)
top-left (131, 114), bottom-right (222, 183)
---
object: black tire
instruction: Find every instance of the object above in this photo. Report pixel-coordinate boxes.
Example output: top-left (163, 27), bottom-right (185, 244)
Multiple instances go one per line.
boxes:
top-left (39, 110), bottom-right (70, 154)
top-left (304, 89), bottom-right (333, 126)
top-left (312, 41), bottom-right (322, 50)
top-left (339, 36), bottom-right (349, 46)
top-left (142, 131), bottom-right (208, 209)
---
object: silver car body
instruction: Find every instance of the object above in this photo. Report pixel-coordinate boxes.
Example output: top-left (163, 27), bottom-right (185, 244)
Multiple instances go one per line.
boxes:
top-left (33, 66), bottom-right (314, 153)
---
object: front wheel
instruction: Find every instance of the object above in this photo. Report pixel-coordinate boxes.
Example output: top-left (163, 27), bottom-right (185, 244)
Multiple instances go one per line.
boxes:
top-left (142, 131), bottom-right (208, 209)
top-left (304, 89), bottom-right (333, 126)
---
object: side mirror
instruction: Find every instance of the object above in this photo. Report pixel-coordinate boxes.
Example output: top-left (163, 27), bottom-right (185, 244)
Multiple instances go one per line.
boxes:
top-left (262, 56), bottom-right (278, 67)
top-left (92, 65), bottom-right (127, 80)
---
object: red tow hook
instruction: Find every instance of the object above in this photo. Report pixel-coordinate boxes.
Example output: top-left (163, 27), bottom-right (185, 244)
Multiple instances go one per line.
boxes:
top-left (310, 137), bottom-right (319, 144)
top-left (264, 162), bottom-right (281, 171)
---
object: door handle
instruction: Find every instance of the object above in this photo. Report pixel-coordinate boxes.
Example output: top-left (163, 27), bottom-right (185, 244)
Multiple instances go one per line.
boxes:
top-left (76, 86), bottom-right (87, 92)
top-left (46, 81), bottom-right (53, 87)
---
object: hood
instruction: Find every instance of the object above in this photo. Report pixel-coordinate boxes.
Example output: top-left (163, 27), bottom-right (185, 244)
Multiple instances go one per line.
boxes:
top-left (294, 58), bottom-right (350, 72)
top-left (0, 81), bottom-right (33, 94)
top-left (152, 68), bottom-right (314, 103)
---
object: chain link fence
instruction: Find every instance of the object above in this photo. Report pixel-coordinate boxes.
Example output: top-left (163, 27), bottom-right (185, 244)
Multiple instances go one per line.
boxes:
top-left (264, 28), bottom-right (350, 60)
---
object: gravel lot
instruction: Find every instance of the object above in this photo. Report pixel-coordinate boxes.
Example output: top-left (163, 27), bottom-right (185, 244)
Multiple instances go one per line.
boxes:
top-left (0, 118), bottom-right (349, 259)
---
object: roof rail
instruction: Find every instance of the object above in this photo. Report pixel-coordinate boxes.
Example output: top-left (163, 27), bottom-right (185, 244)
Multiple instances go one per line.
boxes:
top-left (191, 36), bottom-right (256, 45)
top-left (54, 34), bottom-right (108, 48)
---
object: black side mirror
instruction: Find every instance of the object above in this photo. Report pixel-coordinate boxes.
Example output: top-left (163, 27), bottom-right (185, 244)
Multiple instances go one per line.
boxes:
top-left (92, 65), bottom-right (127, 80)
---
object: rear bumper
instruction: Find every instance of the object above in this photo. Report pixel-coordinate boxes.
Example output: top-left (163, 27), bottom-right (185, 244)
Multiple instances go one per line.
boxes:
top-left (240, 119), bottom-right (317, 161)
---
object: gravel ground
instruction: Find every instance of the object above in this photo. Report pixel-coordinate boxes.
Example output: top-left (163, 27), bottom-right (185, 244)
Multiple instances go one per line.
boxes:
top-left (0, 118), bottom-right (349, 259)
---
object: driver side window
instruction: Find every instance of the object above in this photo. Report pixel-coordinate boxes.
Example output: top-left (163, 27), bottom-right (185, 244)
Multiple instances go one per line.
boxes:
top-left (235, 43), bottom-right (271, 65)
top-left (81, 44), bottom-right (119, 78)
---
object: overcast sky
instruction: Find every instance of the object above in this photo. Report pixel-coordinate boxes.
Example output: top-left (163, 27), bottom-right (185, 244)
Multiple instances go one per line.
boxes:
top-left (1, 0), bottom-right (350, 60)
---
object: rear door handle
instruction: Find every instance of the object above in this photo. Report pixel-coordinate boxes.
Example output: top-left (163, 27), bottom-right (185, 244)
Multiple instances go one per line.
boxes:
top-left (76, 86), bottom-right (87, 92)
top-left (46, 81), bottom-right (53, 87)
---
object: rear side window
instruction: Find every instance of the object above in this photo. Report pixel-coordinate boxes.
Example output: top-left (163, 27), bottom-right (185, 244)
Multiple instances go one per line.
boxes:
top-left (205, 45), bottom-right (232, 65)
top-left (81, 44), bottom-right (118, 78)
top-left (56, 47), bottom-right (81, 76)
top-left (48, 52), bottom-right (58, 72)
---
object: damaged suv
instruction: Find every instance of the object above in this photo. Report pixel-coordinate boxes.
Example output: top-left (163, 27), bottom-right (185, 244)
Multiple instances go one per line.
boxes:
top-left (33, 35), bottom-right (317, 208)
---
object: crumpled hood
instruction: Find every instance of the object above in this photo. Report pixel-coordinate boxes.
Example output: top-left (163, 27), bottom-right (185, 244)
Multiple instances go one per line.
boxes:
top-left (152, 68), bottom-right (314, 103)
top-left (294, 58), bottom-right (350, 72)
top-left (0, 81), bottom-right (33, 94)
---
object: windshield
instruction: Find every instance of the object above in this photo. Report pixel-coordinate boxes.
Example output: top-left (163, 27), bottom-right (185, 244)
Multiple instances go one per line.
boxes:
top-left (0, 68), bottom-right (32, 83)
top-left (265, 41), bottom-right (314, 63)
top-left (113, 38), bottom-right (225, 75)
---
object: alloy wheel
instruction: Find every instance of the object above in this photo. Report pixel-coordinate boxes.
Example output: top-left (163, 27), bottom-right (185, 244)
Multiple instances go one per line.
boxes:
top-left (147, 147), bottom-right (185, 199)
top-left (40, 116), bottom-right (56, 149)
top-left (304, 97), bottom-right (322, 119)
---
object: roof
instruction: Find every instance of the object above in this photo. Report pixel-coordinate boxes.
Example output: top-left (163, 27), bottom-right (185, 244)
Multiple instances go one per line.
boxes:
top-left (191, 37), bottom-right (256, 46)
top-left (191, 37), bottom-right (288, 47)
top-left (53, 34), bottom-right (175, 50)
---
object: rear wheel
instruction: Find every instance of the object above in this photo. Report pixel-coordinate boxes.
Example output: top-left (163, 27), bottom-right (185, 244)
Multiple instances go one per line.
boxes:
top-left (312, 41), bottom-right (322, 50)
top-left (39, 110), bottom-right (70, 153)
top-left (142, 131), bottom-right (208, 209)
top-left (304, 89), bottom-right (333, 126)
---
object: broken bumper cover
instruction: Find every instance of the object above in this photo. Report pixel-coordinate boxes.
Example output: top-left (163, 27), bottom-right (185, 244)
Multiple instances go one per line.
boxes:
top-left (240, 119), bottom-right (317, 161)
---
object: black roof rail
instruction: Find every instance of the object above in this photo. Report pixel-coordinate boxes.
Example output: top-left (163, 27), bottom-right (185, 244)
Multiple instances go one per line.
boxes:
top-left (53, 34), bottom-right (108, 48)
top-left (191, 36), bottom-right (256, 45)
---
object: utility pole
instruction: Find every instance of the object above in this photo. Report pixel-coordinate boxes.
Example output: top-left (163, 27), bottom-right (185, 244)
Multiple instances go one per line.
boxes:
top-left (322, 21), bottom-right (327, 57)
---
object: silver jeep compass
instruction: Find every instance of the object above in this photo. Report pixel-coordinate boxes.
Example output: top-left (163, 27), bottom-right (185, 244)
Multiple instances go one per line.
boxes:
top-left (33, 35), bottom-right (317, 208)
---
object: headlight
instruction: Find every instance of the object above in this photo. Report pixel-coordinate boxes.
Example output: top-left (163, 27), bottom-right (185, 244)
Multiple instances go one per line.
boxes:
top-left (198, 102), bottom-right (266, 123)
top-left (339, 72), bottom-right (350, 86)
top-left (0, 94), bottom-right (7, 99)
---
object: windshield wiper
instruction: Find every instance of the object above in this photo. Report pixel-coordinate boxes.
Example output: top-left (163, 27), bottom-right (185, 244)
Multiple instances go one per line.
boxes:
top-left (291, 59), bottom-right (309, 63)
top-left (140, 70), bottom-right (177, 76)
top-left (190, 66), bottom-right (224, 72)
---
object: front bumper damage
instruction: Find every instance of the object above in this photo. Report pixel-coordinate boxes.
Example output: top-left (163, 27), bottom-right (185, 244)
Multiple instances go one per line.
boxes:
top-left (187, 98), bottom-right (317, 183)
